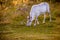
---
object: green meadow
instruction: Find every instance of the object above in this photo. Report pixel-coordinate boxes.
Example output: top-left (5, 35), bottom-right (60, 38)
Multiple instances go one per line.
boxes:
top-left (0, 2), bottom-right (60, 40)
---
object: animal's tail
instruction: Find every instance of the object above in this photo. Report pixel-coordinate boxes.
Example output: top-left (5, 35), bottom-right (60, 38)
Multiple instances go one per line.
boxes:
top-left (47, 5), bottom-right (50, 13)
top-left (44, 2), bottom-right (50, 13)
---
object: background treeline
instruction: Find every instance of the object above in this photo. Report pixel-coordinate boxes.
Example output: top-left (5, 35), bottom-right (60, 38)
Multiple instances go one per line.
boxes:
top-left (0, 0), bottom-right (60, 10)
top-left (0, 0), bottom-right (60, 23)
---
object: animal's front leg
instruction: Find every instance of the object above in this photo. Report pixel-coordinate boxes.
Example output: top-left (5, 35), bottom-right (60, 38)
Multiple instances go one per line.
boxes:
top-left (36, 19), bottom-right (39, 24)
top-left (34, 19), bottom-right (37, 26)
top-left (43, 14), bottom-right (46, 23)
top-left (34, 17), bottom-right (39, 26)
top-left (34, 20), bottom-right (39, 26)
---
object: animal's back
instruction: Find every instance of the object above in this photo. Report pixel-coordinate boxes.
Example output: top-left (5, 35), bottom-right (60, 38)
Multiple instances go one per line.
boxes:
top-left (30, 2), bottom-right (50, 18)
top-left (31, 2), bottom-right (49, 13)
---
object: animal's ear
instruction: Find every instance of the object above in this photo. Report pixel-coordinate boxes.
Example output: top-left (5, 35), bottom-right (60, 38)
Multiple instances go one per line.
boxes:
top-left (27, 16), bottom-right (29, 19)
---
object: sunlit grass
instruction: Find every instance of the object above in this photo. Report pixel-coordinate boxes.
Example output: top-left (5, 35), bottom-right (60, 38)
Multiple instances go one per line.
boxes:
top-left (0, 3), bottom-right (60, 40)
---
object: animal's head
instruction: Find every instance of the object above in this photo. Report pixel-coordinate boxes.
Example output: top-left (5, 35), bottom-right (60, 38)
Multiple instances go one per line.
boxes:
top-left (26, 16), bottom-right (32, 26)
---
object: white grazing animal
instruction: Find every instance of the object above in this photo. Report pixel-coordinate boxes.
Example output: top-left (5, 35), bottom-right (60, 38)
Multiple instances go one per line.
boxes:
top-left (26, 2), bottom-right (51, 26)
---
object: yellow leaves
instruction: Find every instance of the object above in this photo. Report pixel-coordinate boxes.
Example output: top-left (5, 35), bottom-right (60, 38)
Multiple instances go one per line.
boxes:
top-left (12, 0), bottom-right (29, 6)
top-left (23, 0), bottom-right (29, 4)
top-left (12, 0), bottom-right (18, 6)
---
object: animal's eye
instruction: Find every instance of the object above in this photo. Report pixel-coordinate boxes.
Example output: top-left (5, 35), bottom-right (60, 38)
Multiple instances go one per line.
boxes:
top-left (30, 17), bottom-right (32, 19)
top-left (28, 17), bottom-right (30, 19)
top-left (29, 20), bottom-right (31, 22)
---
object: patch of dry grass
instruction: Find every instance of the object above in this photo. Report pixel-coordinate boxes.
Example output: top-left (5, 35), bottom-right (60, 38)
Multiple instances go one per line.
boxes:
top-left (0, 3), bottom-right (60, 40)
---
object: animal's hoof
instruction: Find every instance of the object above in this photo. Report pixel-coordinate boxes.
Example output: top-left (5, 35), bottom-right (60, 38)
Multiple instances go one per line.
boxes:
top-left (26, 24), bottom-right (30, 26)
top-left (34, 24), bottom-right (36, 26)
top-left (43, 22), bottom-right (45, 24)
top-left (26, 25), bottom-right (29, 26)
top-left (50, 20), bottom-right (52, 22)
top-left (37, 22), bottom-right (39, 25)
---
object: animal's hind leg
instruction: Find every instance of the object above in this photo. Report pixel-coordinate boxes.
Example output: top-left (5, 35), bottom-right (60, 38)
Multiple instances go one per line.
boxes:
top-left (43, 13), bottom-right (46, 23)
top-left (48, 10), bottom-right (52, 22)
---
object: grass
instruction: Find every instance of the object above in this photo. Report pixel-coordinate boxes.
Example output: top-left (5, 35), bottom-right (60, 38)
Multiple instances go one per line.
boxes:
top-left (0, 3), bottom-right (60, 40)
